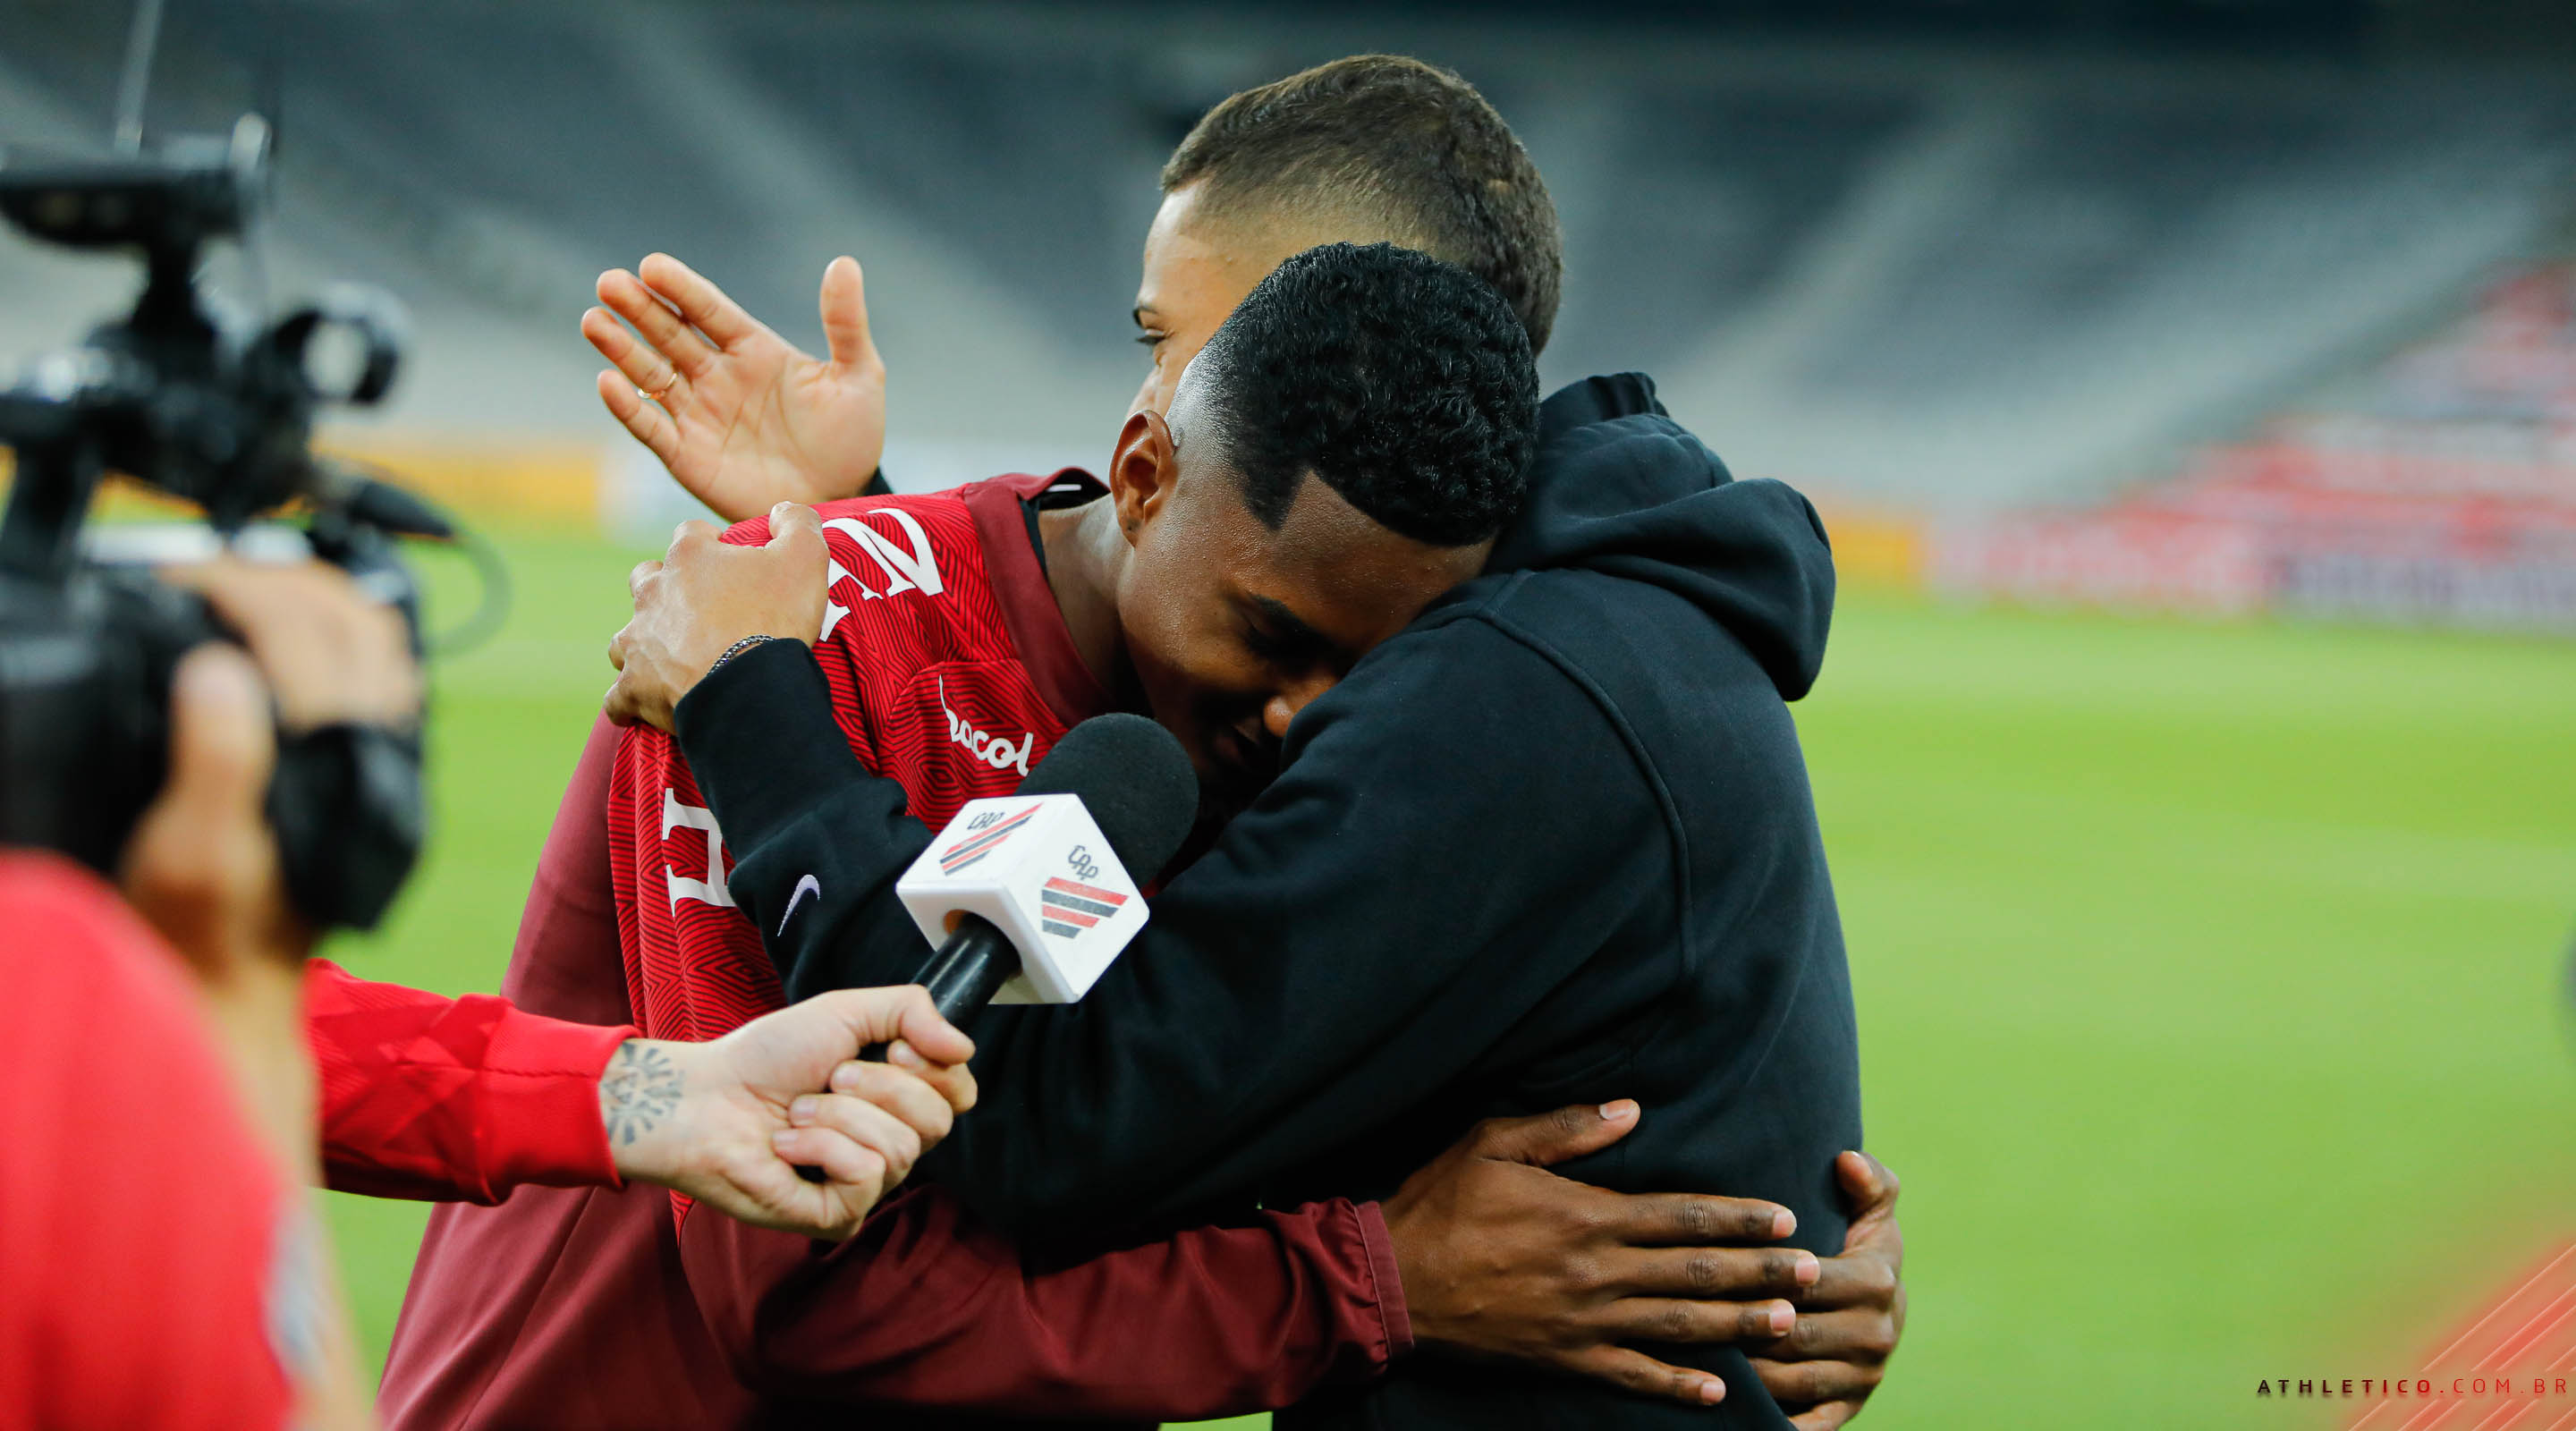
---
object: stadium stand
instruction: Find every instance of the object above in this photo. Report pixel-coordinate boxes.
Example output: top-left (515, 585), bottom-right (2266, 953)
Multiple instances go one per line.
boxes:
top-left (1, 2), bottom-right (2572, 622)
top-left (1938, 262), bottom-right (2576, 630)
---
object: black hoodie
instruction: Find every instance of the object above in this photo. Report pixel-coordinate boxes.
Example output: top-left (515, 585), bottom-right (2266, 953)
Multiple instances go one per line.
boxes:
top-left (675, 373), bottom-right (1863, 1429)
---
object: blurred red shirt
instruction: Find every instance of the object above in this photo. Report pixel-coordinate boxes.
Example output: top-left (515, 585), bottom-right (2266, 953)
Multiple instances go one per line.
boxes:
top-left (0, 852), bottom-right (302, 1431)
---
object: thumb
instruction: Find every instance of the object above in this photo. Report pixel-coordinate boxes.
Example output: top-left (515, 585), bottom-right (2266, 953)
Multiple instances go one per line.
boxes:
top-left (159, 643), bottom-right (277, 830)
top-left (1835, 1149), bottom-right (1900, 1219)
top-left (766, 501), bottom-right (826, 560)
top-left (1470, 1099), bottom-right (1641, 1168)
top-left (806, 985), bottom-right (975, 1066)
top-left (818, 257), bottom-right (876, 370)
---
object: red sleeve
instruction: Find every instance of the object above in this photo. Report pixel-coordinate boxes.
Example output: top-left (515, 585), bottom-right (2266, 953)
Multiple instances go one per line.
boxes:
top-left (0, 854), bottom-right (299, 1431)
top-left (308, 714), bottom-right (637, 1203)
top-left (680, 1184), bottom-right (1411, 1420)
top-left (304, 960), bottom-right (632, 1203)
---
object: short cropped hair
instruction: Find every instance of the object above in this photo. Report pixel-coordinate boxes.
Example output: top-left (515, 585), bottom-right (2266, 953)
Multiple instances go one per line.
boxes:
top-left (1162, 55), bottom-right (1564, 356)
top-left (1187, 241), bottom-right (1537, 548)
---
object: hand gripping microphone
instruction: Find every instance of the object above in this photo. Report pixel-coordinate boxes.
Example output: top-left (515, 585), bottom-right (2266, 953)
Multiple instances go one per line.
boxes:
top-left (895, 713), bottom-right (1198, 1024)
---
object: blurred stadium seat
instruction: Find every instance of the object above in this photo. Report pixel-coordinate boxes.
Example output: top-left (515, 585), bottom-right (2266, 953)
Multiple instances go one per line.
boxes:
top-left (1, 2), bottom-right (2571, 623)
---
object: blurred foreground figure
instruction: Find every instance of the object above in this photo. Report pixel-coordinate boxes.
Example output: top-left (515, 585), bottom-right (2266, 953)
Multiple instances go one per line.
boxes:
top-left (0, 562), bottom-right (975, 1431)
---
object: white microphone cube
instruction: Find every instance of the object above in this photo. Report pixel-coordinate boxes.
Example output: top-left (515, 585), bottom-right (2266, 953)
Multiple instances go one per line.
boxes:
top-left (894, 792), bottom-right (1150, 1004)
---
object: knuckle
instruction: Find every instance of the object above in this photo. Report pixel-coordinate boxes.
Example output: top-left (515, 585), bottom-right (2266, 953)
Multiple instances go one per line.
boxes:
top-left (1653, 1304), bottom-right (1697, 1342)
top-left (1686, 1252), bottom-right (1724, 1292)
top-left (1563, 1253), bottom-right (1609, 1293)
top-left (1670, 1198), bottom-right (1716, 1240)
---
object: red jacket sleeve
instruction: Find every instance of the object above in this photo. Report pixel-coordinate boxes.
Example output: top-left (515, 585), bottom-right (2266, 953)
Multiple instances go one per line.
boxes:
top-left (680, 1184), bottom-right (1411, 1420)
top-left (304, 961), bottom-right (632, 1203)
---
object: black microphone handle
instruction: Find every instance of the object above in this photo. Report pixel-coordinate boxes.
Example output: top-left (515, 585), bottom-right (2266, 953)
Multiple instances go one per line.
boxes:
top-left (857, 913), bottom-right (1021, 1062)
top-left (803, 916), bottom-right (1021, 1182)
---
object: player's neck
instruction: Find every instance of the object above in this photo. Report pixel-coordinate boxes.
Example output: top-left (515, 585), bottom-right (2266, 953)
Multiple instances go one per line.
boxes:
top-left (1038, 498), bottom-right (1137, 705)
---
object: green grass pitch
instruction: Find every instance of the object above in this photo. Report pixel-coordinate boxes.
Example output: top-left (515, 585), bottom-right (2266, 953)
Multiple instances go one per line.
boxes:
top-left (325, 530), bottom-right (2576, 1428)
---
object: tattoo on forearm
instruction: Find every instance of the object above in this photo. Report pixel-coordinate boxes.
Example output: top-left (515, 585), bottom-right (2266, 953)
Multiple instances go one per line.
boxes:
top-left (600, 1042), bottom-right (684, 1147)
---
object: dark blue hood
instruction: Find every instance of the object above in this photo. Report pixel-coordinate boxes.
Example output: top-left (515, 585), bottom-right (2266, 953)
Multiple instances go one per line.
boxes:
top-left (1487, 373), bottom-right (1835, 700)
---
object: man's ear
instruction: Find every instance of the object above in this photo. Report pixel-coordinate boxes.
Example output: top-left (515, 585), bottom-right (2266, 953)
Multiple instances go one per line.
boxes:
top-left (1107, 408), bottom-right (1176, 546)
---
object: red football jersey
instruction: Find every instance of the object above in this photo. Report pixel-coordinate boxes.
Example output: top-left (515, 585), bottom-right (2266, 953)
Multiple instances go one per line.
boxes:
top-left (607, 471), bottom-right (1108, 1058)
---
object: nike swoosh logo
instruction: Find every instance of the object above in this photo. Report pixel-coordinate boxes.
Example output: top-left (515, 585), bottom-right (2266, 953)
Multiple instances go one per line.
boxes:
top-left (778, 874), bottom-right (822, 937)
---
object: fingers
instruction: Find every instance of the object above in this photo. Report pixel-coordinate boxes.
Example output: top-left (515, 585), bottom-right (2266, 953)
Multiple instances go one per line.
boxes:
top-left (1556, 1346), bottom-right (1726, 1408)
top-left (602, 675), bottom-right (644, 728)
top-left (1596, 1294), bottom-right (1798, 1347)
top-left (818, 256), bottom-right (877, 371)
top-left (596, 267), bottom-right (715, 377)
top-left (784, 1089), bottom-right (928, 1184)
top-left (596, 369), bottom-right (681, 467)
top-left (1607, 1244), bottom-right (1818, 1300)
top-left (581, 304), bottom-right (687, 402)
top-left (804, 1061), bottom-right (955, 1151)
top-left (799, 986), bottom-right (977, 1070)
top-left (157, 644), bottom-right (278, 838)
top-left (640, 252), bottom-right (759, 350)
top-left (164, 560), bottom-right (419, 733)
top-left (664, 521), bottom-right (717, 561)
top-left (883, 1038), bottom-right (978, 1114)
top-left (1771, 1307), bottom-right (1899, 1363)
top-left (1799, 1243), bottom-right (1900, 1310)
top-left (890, 988), bottom-right (975, 1065)
top-left (117, 645), bottom-right (286, 972)
top-left (1834, 1149), bottom-right (1899, 1218)
top-left (769, 1122), bottom-right (888, 1193)
top-left (1787, 1401), bottom-right (1865, 1431)
top-left (765, 502), bottom-right (826, 562)
top-left (1609, 1191), bottom-right (1795, 1247)
top-left (629, 558), bottom-right (664, 601)
top-left (1747, 1351), bottom-right (1886, 1409)
top-left (1463, 1100), bottom-right (1642, 1168)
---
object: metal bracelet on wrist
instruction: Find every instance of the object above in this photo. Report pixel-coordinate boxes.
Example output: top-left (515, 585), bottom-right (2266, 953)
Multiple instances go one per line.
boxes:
top-left (704, 634), bottom-right (777, 679)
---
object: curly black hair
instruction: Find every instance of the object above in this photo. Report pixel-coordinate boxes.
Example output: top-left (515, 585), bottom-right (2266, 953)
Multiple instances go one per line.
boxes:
top-left (1183, 241), bottom-right (1537, 548)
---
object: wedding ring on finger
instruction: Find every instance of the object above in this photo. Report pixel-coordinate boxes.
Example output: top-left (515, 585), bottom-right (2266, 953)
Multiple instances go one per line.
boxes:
top-left (640, 373), bottom-right (677, 404)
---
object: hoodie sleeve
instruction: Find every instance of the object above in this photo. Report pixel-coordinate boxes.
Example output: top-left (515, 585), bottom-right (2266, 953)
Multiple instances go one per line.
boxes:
top-left (681, 605), bottom-right (1676, 1235)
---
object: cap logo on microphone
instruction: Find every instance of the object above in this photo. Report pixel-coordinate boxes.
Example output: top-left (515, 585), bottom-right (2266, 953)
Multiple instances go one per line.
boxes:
top-left (939, 801), bottom-right (1041, 873)
top-left (1038, 874), bottom-right (1129, 939)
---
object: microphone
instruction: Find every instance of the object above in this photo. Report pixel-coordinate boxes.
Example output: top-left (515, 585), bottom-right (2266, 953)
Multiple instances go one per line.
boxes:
top-left (896, 713), bottom-right (1197, 1026)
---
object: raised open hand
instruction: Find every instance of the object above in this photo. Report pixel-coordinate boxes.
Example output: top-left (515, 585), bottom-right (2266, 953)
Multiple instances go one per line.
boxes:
top-left (584, 252), bottom-right (886, 524)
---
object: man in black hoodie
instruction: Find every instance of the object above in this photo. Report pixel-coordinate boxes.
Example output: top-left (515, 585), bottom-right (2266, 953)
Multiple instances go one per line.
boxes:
top-left (595, 56), bottom-right (1893, 1429)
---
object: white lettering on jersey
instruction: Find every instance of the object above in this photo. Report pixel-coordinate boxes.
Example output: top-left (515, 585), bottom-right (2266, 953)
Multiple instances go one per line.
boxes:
top-left (820, 508), bottom-right (946, 640)
top-left (939, 675), bottom-right (1033, 776)
top-left (662, 788), bottom-right (736, 909)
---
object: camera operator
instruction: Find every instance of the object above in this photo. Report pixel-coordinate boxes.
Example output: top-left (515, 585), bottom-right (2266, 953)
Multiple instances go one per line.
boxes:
top-left (0, 556), bottom-right (979, 1431)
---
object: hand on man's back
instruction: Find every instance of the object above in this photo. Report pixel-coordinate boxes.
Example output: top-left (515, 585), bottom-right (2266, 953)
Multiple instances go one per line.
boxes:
top-left (1387, 1103), bottom-right (1905, 1418)
top-left (606, 502), bottom-right (831, 732)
